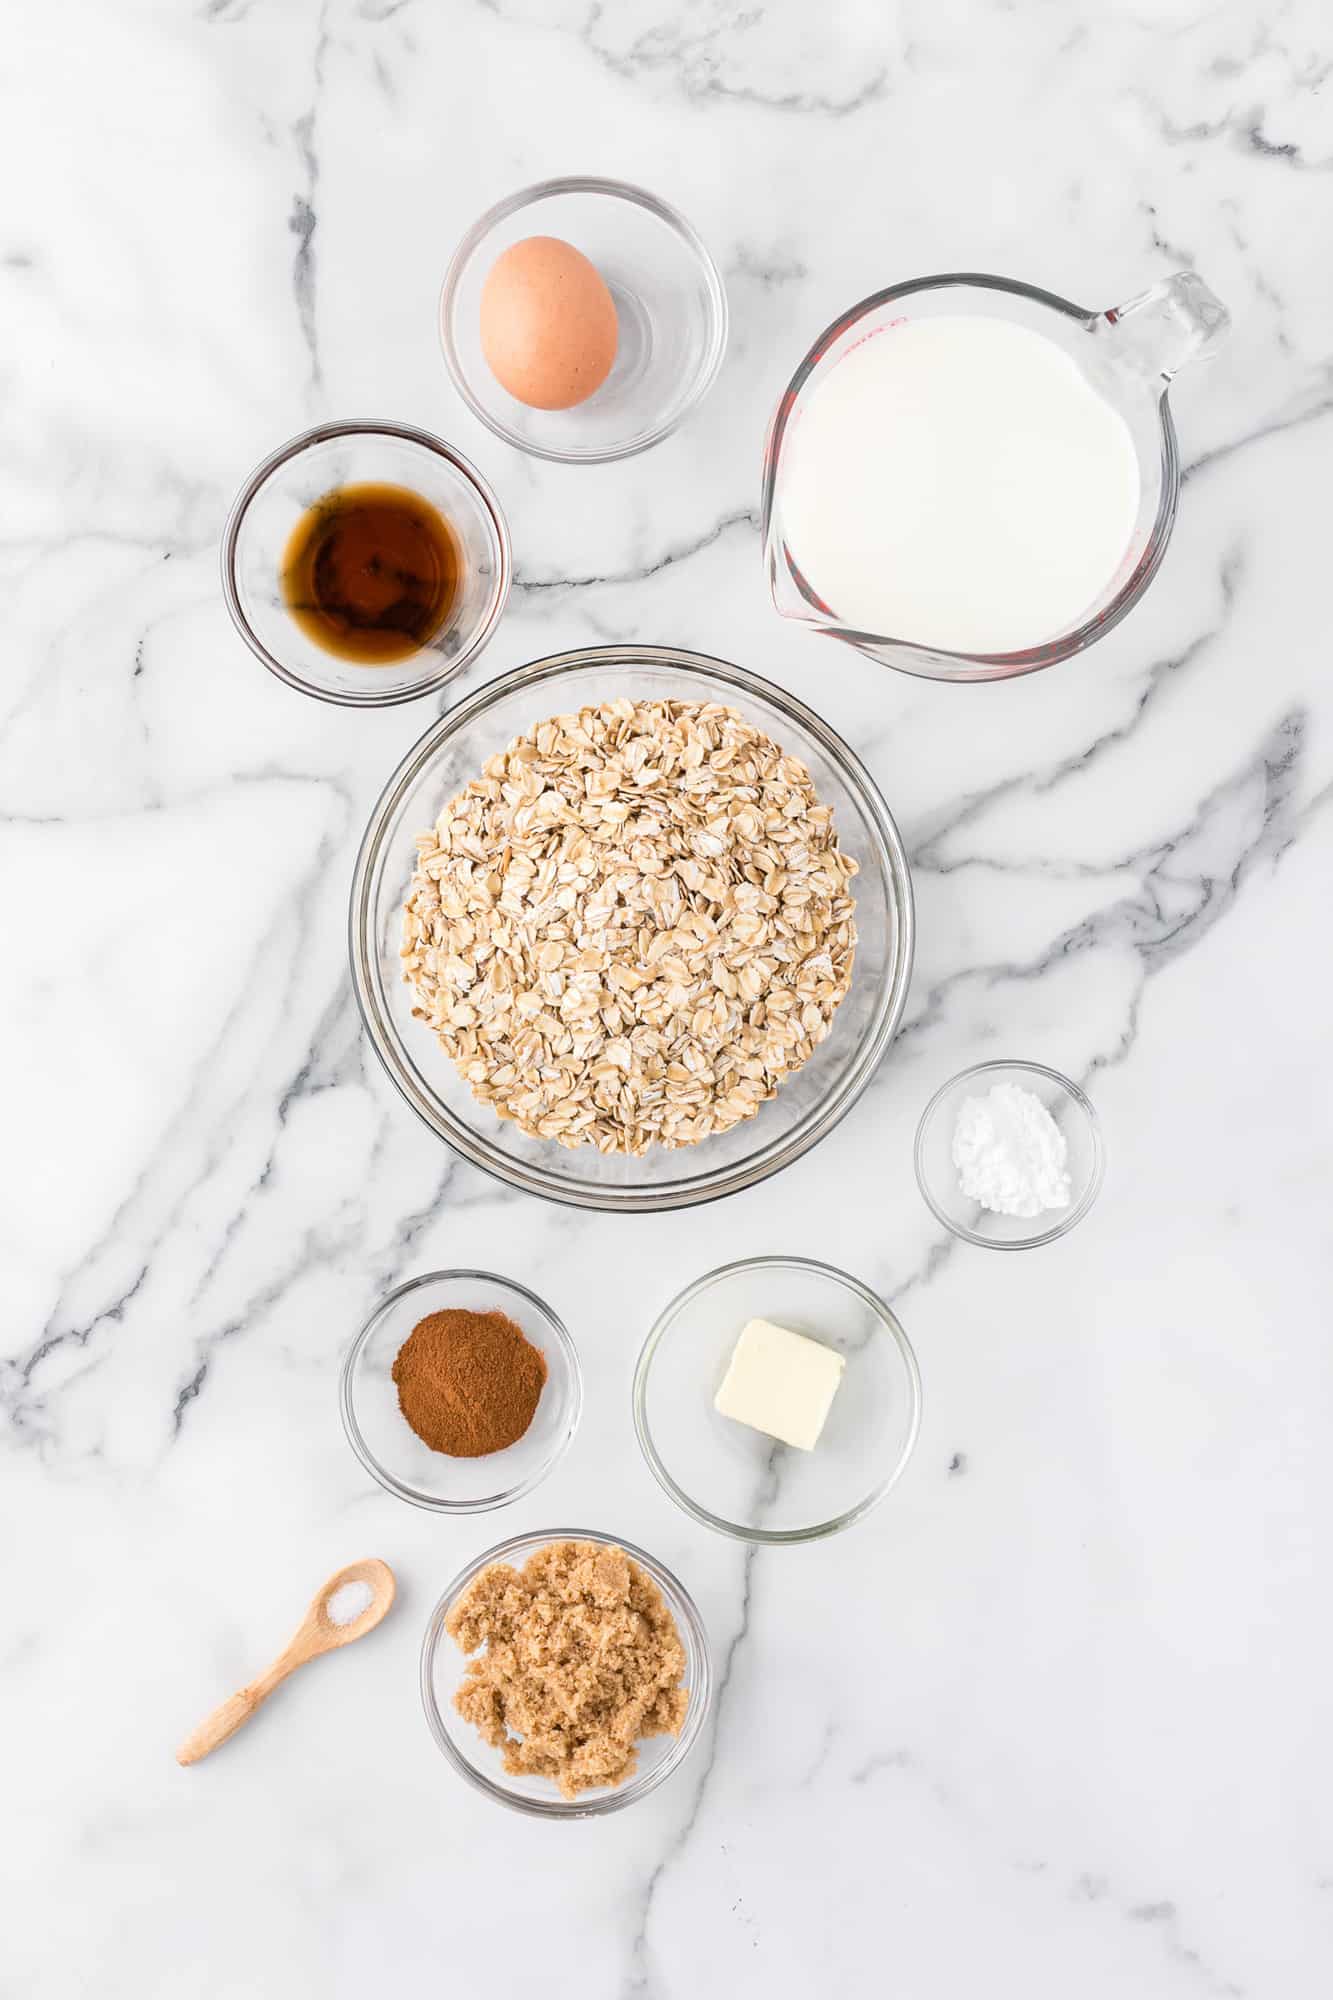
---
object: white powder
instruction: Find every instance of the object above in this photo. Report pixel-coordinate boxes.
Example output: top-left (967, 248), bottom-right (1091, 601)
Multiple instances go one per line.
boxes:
top-left (327, 1580), bottom-right (372, 1627)
top-left (952, 1082), bottom-right (1071, 1219)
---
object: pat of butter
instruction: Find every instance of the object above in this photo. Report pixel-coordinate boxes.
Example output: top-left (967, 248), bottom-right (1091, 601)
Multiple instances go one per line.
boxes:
top-left (713, 1317), bottom-right (845, 1452)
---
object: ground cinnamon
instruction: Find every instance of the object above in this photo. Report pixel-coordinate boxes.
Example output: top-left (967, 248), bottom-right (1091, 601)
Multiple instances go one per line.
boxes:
top-left (391, 1306), bottom-right (547, 1457)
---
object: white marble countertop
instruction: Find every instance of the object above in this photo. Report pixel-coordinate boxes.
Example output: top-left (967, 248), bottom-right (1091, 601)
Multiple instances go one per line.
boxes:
top-left (5, 2), bottom-right (1332, 1994)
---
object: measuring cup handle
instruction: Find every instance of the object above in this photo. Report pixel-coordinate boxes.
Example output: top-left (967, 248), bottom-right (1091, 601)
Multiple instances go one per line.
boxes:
top-left (1098, 272), bottom-right (1230, 382)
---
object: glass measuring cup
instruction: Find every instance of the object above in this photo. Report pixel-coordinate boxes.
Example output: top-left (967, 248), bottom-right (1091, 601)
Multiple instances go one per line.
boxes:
top-left (761, 271), bottom-right (1229, 683)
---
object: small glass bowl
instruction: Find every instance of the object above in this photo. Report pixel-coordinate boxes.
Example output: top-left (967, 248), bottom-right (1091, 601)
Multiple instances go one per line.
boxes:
top-left (634, 1257), bottom-right (922, 1544)
top-left (421, 1528), bottom-right (712, 1818)
top-left (439, 177), bottom-right (728, 463)
top-left (340, 1271), bottom-right (581, 1512)
top-left (914, 1059), bottom-right (1105, 1249)
top-left (221, 420), bottom-right (511, 705)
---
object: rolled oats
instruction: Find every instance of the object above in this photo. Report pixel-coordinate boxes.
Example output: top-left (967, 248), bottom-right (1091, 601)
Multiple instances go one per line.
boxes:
top-left (401, 697), bottom-right (858, 1155)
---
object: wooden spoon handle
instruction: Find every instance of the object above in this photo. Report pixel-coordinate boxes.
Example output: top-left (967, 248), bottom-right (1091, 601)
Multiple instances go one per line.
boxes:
top-left (177, 1689), bottom-right (261, 1766)
top-left (176, 1661), bottom-right (290, 1767)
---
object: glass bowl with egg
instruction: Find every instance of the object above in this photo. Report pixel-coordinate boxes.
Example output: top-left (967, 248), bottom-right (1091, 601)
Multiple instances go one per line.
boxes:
top-left (349, 644), bottom-right (915, 1213)
top-left (633, 1256), bottom-right (923, 1543)
top-left (221, 420), bottom-right (511, 705)
top-left (439, 177), bottom-right (728, 463)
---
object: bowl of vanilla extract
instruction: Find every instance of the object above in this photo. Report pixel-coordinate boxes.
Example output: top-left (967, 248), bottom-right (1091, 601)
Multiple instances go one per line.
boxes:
top-left (221, 420), bottom-right (512, 706)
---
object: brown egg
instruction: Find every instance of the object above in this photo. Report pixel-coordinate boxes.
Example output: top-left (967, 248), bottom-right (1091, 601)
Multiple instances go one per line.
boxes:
top-left (479, 236), bottom-right (619, 411)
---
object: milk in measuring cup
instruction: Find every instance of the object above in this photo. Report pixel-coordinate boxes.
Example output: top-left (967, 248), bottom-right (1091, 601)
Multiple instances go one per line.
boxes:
top-left (780, 315), bottom-right (1140, 655)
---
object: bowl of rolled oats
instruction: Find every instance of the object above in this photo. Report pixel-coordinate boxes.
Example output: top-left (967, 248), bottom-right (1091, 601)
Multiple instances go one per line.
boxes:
top-left (350, 645), bottom-right (914, 1211)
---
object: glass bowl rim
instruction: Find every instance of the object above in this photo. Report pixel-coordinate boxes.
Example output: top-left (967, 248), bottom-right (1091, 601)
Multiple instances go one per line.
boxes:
top-left (760, 270), bottom-right (1179, 682)
top-left (219, 418), bottom-right (513, 707)
top-left (348, 641), bottom-right (916, 1213)
top-left (633, 1253), bottom-right (924, 1544)
top-left (438, 174), bottom-right (730, 465)
top-left (339, 1268), bottom-right (583, 1513)
top-left (913, 1057), bottom-right (1106, 1250)
top-left (419, 1524), bottom-right (714, 1818)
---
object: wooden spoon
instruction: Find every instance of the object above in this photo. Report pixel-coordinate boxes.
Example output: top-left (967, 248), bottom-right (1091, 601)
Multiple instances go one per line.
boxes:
top-left (176, 1557), bottom-right (396, 1767)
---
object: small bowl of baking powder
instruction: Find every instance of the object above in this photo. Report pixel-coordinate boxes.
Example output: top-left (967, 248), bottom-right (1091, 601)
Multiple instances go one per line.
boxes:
top-left (914, 1059), bottom-right (1104, 1250)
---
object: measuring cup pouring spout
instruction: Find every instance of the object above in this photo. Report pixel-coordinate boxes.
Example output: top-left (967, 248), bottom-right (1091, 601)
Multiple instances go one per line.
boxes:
top-left (761, 269), bottom-right (1230, 685)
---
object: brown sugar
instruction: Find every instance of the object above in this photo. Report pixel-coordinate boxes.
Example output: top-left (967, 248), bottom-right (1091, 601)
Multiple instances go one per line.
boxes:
top-left (445, 1540), bottom-right (690, 1797)
top-left (392, 1307), bottom-right (547, 1457)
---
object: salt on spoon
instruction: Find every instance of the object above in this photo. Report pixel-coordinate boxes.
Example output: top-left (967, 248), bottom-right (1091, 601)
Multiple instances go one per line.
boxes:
top-left (176, 1557), bottom-right (395, 1767)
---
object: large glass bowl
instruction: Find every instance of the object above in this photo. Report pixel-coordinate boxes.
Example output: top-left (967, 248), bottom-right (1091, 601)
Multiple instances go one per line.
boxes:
top-left (420, 1528), bottom-right (712, 1819)
top-left (349, 645), bottom-right (915, 1212)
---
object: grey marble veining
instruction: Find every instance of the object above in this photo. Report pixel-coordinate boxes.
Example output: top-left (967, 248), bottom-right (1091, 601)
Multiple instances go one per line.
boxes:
top-left (3, 0), bottom-right (1332, 1994)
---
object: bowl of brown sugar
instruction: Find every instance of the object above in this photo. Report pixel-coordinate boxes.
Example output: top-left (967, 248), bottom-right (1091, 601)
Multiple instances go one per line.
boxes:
top-left (340, 1271), bottom-right (581, 1512)
top-left (421, 1529), bottom-right (712, 1817)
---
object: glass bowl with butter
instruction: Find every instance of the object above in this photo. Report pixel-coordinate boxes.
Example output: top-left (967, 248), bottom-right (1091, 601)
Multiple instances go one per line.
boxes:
top-left (633, 1256), bottom-right (921, 1544)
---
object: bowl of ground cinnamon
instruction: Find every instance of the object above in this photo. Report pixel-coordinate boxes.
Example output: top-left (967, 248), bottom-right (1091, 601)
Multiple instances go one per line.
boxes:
top-left (341, 1271), bottom-right (581, 1512)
